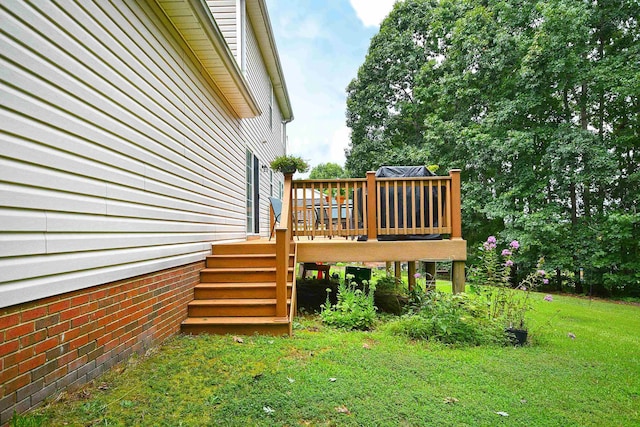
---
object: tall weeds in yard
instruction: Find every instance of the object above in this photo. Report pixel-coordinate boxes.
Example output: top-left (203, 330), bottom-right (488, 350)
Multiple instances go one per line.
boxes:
top-left (320, 275), bottom-right (377, 330)
top-left (385, 291), bottom-right (508, 345)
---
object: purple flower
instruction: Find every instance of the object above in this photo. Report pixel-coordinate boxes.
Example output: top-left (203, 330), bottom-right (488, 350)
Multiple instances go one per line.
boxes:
top-left (505, 260), bottom-right (514, 267)
top-left (414, 273), bottom-right (421, 279)
top-left (544, 294), bottom-right (553, 302)
top-left (509, 240), bottom-right (520, 250)
top-left (501, 249), bottom-right (512, 257)
top-left (543, 278), bottom-right (549, 285)
top-left (537, 270), bottom-right (546, 276)
top-left (487, 236), bottom-right (497, 244)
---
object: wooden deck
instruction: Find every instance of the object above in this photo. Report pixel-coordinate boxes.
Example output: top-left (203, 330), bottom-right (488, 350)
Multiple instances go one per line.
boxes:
top-left (181, 170), bottom-right (467, 336)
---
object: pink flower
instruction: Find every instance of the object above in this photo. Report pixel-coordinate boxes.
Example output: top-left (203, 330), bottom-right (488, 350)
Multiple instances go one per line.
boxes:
top-left (543, 279), bottom-right (549, 285)
top-left (487, 236), bottom-right (497, 244)
top-left (544, 294), bottom-right (553, 302)
top-left (501, 249), bottom-right (512, 257)
top-left (537, 270), bottom-right (546, 276)
top-left (414, 273), bottom-right (421, 279)
top-left (509, 240), bottom-right (520, 250)
top-left (505, 260), bottom-right (514, 267)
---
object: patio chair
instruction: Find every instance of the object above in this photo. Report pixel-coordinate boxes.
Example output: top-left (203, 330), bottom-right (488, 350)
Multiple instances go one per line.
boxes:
top-left (268, 197), bottom-right (282, 240)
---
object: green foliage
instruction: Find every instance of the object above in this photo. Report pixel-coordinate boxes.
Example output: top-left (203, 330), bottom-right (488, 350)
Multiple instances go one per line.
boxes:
top-left (320, 277), bottom-right (377, 330)
top-left (9, 411), bottom-right (48, 427)
top-left (346, 0), bottom-right (640, 294)
top-left (308, 162), bottom-right (346, 180)
top-left (270, 155), bottom-right (309, 174)
top-left (373, 275), bottom-right (403, 294)
top-left (469, 236), bottom-right (549, 329)
top-left (386, 291), bottom-right (507, 346)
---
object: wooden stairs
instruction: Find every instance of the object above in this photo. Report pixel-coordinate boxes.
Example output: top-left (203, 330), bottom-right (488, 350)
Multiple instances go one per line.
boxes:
top-left (181, 242), bottom-right (296, 336)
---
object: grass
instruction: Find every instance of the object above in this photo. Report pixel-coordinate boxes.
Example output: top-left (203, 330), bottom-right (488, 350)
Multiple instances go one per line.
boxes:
top-left (16, 294), bottom-right (640, 426)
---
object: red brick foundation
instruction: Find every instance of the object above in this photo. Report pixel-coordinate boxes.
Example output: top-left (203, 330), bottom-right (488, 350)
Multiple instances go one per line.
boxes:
top-left (0, 261), bottom-right (203, 424)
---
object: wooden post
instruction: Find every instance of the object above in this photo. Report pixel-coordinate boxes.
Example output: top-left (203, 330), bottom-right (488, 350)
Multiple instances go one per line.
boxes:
top-left (275, 174), bottom-right (293, 318)
top-left (425, 262), bottom-right (436, 285)
top-left (408, 261), bottom-right (416, 292)
top-left (385, 262), bottom-right (392, 276)
top-left (366, 171), bottom-right (377, 240)
top-left (449, 169), bottom-right (462, 239)
top-left (452, 261), bottom-right (465, 294)
top-left (394, 261), bottom-right (401, 282)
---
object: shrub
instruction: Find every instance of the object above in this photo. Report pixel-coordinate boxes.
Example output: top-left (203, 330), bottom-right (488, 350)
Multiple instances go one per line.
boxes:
top-left (386, 291), bottom-right (507, 346)
top-left (374, 275), bottom-right (403, 294)
top-left (320, 277), bottom-right (377, 330)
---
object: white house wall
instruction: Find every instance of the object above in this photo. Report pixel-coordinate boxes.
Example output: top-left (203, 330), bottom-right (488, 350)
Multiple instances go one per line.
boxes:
top-left (206, 0), bottom-right (237, 60)
top-left (241, 15), bottom-right (285, 234)
top-left (0, 0), bottom-right (284, 308)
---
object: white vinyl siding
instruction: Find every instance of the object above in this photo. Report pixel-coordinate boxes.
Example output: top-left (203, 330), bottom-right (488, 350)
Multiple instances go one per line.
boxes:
top-left (207, 0), bottom-right (237, 59)
top-left (240, 16), bottom-right (285, 236)
top-left (0, 0), bottom-right (251, 308)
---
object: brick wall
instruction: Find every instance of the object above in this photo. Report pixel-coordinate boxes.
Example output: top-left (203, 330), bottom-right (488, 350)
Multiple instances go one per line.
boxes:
top-left (0, 261), bottom-right (203, 424)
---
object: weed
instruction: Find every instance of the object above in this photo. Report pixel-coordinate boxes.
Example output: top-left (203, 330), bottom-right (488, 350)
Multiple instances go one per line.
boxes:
top-left (386, 291), bottom-right (507, 345)
top-left (320, 276), bottom-right (377, 330)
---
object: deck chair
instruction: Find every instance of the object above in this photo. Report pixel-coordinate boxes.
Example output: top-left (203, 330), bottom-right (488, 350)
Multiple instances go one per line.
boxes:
top-left (268, 197), bottom-right (282, 240)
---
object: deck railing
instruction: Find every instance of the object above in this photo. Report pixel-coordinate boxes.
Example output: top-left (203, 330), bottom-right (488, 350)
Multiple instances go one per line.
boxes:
top-left (275, 169), bottom-right (462, 319)
top-left (289, 169), bottom-right (462, 240)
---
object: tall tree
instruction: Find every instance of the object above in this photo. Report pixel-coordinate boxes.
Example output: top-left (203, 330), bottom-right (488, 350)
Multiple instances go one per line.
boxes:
top-left (345, 0), bottom-right (640, 294)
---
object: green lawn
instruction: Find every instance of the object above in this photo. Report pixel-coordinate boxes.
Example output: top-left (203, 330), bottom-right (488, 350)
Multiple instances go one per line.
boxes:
top-left (17, 294), bottom-right (640, 426)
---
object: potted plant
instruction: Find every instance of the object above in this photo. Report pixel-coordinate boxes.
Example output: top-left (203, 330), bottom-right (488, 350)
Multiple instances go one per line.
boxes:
top-left (270, 155), bottom-right (309, 175)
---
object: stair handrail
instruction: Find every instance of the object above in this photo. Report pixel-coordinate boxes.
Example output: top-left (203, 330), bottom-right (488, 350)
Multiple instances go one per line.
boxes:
top-left (275, 173), bottom-right (293, 318)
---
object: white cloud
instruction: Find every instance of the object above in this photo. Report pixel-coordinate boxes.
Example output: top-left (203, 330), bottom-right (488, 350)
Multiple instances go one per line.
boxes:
top-left (328, 126), bottom-right (351, 165)
top-left (349, 0), bottom-right (396, 27)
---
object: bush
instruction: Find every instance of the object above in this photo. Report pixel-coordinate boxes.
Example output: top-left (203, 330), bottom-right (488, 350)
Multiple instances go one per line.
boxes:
top-left (385, 291), bottom-right (507, 346)
top-left (320, 278), bottom-right (377, 330)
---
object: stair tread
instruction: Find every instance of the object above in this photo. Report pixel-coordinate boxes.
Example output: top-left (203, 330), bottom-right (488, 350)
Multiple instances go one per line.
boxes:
top-left (189, 298), bottom-right (291, 306)
top-left (196, 282), bottom-right (292, 288)
top-left (206, 257), bottom-right (294, 260)
top-left (207, 253), bottom-right (293, 258)
top-left (183, 316), bottom-right (289, 325)
top-left (201, 267), bottom-right (294, 272)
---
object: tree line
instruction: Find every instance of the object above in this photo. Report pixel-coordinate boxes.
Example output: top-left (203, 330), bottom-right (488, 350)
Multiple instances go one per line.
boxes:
top-left (345, 0), bottom-right (639, 296)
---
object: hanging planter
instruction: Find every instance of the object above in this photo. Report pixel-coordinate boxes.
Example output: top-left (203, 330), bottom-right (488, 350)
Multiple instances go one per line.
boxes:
top-left (270, 155), bottom-right (309, 175)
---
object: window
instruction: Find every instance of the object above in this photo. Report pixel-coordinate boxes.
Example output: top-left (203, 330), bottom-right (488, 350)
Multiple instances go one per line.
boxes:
top-left (246, 150), bottom-right (260, 233)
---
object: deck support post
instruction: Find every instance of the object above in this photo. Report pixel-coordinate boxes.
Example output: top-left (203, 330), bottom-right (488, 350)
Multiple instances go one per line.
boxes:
top-left (386, 262), bottom-right (392, 276)
top-left (394, 261), bottom-right (401, 282)
top-left (366, 171), bottom-right (377, 240)
top-left (452, 261), bottom-right (465, 294)
top-left (449, 169), bottom-right (462, 239)
top-left (408, 261), bottom-right (416, 291)
top-left (275, 174), bottom-right (293, 319)
top-left (425, 262), bottom-right (436, 286)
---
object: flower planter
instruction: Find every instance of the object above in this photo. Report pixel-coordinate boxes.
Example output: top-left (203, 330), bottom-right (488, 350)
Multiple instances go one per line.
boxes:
top-left (506, 328), bottom-right (528, 346)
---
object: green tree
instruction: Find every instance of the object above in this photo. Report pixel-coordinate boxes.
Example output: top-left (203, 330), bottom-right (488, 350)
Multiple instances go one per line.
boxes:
top-left (308, 163), bottom-right (346, 180)
top-left (345, 0), bottom-right (640, 295)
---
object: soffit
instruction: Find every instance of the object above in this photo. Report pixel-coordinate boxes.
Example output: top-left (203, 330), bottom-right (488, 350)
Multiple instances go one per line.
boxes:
top-left (246, 0), bottom-right (293, 121)
top-left (154, 0), bottom-right (261, 118)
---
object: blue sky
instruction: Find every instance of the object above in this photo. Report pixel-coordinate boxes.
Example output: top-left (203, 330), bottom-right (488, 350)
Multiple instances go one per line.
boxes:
top-left (265, 0), bottom-right (396, 174)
